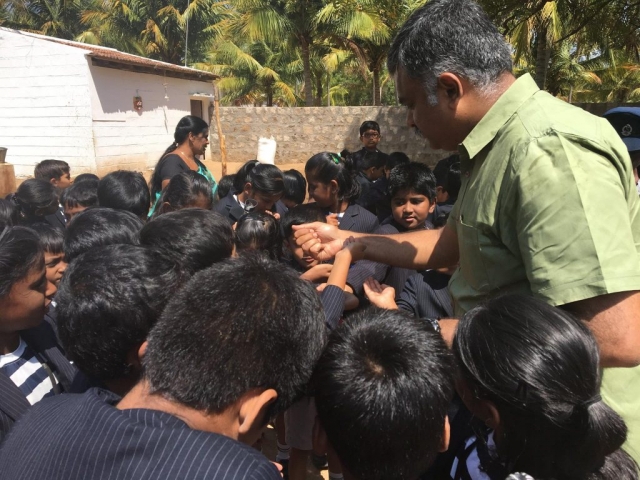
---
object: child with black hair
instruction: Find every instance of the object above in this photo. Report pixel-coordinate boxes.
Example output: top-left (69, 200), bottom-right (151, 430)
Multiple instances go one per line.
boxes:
top-left (347, 162), bottom-right (437, 297)
top-left (60, 179), bottom-right (98, 222)
top-left (354, 151), bottom-right (387, 214)
top-left (0, 226), bottom-right (78, 442)
top-left (449, 294), bottom-right (638, 480)
top-left (0, 198), bottom-right (19, 228)
top-left (98, 170), bottom-right (151, 220)
top-left (64, 208), bottom-right (143, 263)
top-left (313, 308), bottom-right (454, 480)
top-left (140, 209), bottom-right (234, 275)
top-left (430, 155), bottom-right (461, 226)
top-left (56, 244), bottom-right (185, 397)
top-left (34, 160), bottom-right (71, 190)
top-left (73, 173), bottom-right (99, 184)
top-left (351, 121), bottom-right (390, 172)
top-left (0, 254), bottom-right (327, 480)
top-left (235, 212), bottom-right (282, 261)
top-left (150, 171), bottom-right (214, 219)
top-left (11, 179), bottom-right (62, 230)
top-left (305, 152), bottom-right (378, 234)
top-left (363, 151), bottom-right (412, 222)
top-left (217, 173), bottom-right (236, 200)
top-left (215, 160), bottom-right (285, 224)
top-left (282, 169), bottom-right (307, 209)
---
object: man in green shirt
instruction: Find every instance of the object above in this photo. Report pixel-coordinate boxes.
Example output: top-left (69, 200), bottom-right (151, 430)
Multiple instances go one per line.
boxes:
top-left (295, 0), bottom-right (640, 461)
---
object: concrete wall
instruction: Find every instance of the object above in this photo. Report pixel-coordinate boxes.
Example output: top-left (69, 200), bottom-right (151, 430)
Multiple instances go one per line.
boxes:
top-left (209, 106), bottom-right (449, 168)
top-left (88, 64), bottom-right (215, 176)
top-left (0, 28), bottom-right (95, 177)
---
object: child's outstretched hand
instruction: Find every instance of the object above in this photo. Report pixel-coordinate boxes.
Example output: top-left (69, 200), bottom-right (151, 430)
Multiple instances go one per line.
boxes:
top-left (363, 277), bottom-right (398, 310)
top-left (300, 263), bottom-right (333, 282)
top-left (342, 236), bottom-right (366, 262)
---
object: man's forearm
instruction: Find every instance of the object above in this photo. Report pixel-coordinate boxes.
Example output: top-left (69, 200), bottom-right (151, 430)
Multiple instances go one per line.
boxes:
top-left (359, 226), bottom-right (459, 271)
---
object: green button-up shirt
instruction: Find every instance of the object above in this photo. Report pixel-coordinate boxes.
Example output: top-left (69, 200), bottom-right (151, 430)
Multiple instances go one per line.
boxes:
top-left (447, 73), bottom-right (640, 460)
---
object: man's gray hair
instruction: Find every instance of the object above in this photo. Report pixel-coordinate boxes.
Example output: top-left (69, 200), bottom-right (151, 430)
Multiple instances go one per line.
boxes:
top-left (388, 0), bottom-right (512, 105)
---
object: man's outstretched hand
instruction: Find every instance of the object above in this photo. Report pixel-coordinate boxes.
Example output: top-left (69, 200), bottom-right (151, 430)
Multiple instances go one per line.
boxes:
top-left (292, 222), bottom-right (350, 262)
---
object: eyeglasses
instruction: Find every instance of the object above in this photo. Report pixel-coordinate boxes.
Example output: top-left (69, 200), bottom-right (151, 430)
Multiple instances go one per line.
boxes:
top-left (362, 132), bottom-right (380, 139)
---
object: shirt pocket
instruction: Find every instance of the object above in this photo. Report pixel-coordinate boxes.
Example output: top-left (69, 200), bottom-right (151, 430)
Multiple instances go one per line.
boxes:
top-left (456, 219), bottom-right (491, 292)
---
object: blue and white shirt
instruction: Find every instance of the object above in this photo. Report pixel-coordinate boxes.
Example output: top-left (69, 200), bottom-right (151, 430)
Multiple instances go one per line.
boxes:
top-left (0, 339), bottom-right (57, 406)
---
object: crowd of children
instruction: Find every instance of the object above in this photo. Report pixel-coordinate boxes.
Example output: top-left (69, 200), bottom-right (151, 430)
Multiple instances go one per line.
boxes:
top-left (0, 116), bottom-right (636, 480)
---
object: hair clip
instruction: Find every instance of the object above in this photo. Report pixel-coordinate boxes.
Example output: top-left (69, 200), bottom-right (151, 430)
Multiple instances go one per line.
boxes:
top-left (331, 153), bottom-right (341, 165)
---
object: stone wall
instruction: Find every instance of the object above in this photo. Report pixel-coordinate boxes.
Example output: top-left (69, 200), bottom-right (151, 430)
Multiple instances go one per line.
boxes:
top-left (208, 106), bottom-right (449, 169)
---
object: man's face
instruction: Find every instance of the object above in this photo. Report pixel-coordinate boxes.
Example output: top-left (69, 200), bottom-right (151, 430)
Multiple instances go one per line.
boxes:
top-left (360, 129), bottom-right (381, 150)
top-left (396, 68), bottom-right (458, 151)
top-left (391, 189), bottom-right (435, 230)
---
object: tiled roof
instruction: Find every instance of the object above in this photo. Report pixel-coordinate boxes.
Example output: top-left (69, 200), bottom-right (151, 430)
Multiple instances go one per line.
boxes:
top-left (4, 28), bottom-right (218, 81)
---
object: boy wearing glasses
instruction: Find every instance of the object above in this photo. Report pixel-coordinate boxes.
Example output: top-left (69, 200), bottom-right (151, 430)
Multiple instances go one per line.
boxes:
top-left (354, 121), bottom-right (389, 213)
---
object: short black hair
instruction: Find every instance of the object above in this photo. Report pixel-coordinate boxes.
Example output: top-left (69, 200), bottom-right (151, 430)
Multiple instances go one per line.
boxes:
top-left (235, 212), bottom-right (282, 261)
top-left (217, 174), bottom-right (236, 200)
top-left (358, 151), bottom-right (386, 171)
top-left (140, 210), bottom-right (234, 274)
top-left (313, 308), bottom-right (454, 480)
top-left (432, 154), bottom-right (458, 186)
top-left (60, 180), bottom-right (99, 209)
top-left (443, 160), bottom-right (461, 202)
top-left (359, 121), bottom-right (380, 136)
top-left (0, 226), bottom-right (43, 298)
top-left (144, 254), bottom-right (327, 415)
top-left (57, 244), bottom-right (184, 382)
top-left (34, 159), bottom-right (70, 181)
top-left (388, 161), bottom-right (437, 201)
top-left (283, 169), bottom-right (307, 205)
top-left (386, 152), bottom-right (410, 170)
top-left (30, 222), bottom-right (64, 255)
top-left (0, 199), bottom-right (19, 229)
top-left (73, 173), bottom-right (100, 183)
top-left (64, 207), bottom-right (143, 262)
top-left (151, 171), bottom-right (213, 219)
top-left (97, 170), bottom-right (151, 219)
top-left (281, 203), bottom-right (327, 240)
top-left (233, 160), bottom-right (285, 197)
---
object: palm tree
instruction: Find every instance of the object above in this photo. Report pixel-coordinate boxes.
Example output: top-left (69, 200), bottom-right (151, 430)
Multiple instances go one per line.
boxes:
top-left (3, 0), bottom-right (90, 39)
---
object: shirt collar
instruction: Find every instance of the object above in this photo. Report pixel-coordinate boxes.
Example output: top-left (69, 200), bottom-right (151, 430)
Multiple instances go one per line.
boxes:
top-left (460, 74), bottom-right (539, 159)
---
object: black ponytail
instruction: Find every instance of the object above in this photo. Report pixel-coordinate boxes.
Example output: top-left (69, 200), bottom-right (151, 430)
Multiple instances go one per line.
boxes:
top-left (305, 152), bottom-right (361, 202)
top-left (233, 160), bottom-right (284, 197)
top-left (13, 179), bottom-right (58, 223)
top-left (150, 115), bottom-right (209, 198)
top-left (453, 294), bottom-right (639, 480)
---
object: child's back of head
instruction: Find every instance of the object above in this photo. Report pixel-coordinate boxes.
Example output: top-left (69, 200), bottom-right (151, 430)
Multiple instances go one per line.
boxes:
top-left (140, 209), bottom-right (234, 274)
top-left (97, 170), bottom-right (150, 219)
top-left (0, 199), bottom-right (19, 229)
top-left (454, 294), bottom-right (638, 480)
top-left (235, 211), bottom-right (282, 261)
top-left (57, 244), bottom-right (184, 395)
top-left (64, 207), bottom-right (143, 263)
top-left (60, 180), bottom-right (98, 222)
top-left (12, 179), bottom-right (60, 225)
top-left (217, 173), bottom-right (236, 200)
top-left (73, 173), bottom-right (100, 184)
top-left (282, 169), bottom-right (307, 208)
top-left (432, 154), bottom-right (460, 204)
top-left (151, 170), bottom-right (213, 219)
top-left (313, 308), bottom-right (454, 480)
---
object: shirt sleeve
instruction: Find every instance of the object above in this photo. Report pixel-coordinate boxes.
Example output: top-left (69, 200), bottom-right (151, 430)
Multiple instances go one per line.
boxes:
top-left (396, 274), bottom-right (420, 316)
top-left (157, 155), bottom-right (186, 182)
top-left (320, 285), bottom-right (345, 330)
top-left (510, 132), bottom-right (640, 306)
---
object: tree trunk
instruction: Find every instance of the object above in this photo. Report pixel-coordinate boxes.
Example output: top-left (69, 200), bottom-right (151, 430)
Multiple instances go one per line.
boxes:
top-left (267, 87), bottom-right (273, 107)
top-left (372, 68), bottom-right (381, 106)
top-left (327, 74), bottom-right (331, 107)
top-left (534, 26), bottom-right (550, 90)
top-left (315, 75), bottom-right (323, 106)
top-left (568, 86), bottom-right (573, 103)
top-left (301, 38), bottom-right (313, 106)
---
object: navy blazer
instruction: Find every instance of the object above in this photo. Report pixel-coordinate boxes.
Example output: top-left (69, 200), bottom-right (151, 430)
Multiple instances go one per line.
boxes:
top-left (213, 192), bottom-right (245, 224)
top-left (396, 270), bottom-right (453, 319)
top-left (338, 204), bottom-right (379, 234)
top-left (44, 207), bottom-right (66, 231)
top-left (0, 321), bottom-right (78, 443)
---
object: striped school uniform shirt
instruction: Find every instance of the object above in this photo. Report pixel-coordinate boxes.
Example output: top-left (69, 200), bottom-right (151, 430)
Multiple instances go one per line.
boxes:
top-left (0, 339), bottom-right (57, 406)
top-left (0, 388), bottom-right (282, 480)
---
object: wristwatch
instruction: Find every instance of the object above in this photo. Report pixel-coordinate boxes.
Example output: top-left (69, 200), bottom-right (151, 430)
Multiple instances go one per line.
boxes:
top-left (424, 317), bottom-right (441, 334)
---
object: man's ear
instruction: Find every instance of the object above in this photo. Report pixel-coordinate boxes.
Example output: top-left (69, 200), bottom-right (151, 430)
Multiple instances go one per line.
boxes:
top-left (437, 72), bottom-right (464, 108)
top-left (439, 415), bottom-right (451, 453)
top-left (237, 389), bottom-right (277, 444)
top-left (137, 341), bottom-right (148, 361)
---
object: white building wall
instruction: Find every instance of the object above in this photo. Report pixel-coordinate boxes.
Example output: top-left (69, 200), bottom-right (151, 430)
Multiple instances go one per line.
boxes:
top-left (87, 64), bottom-right (215, 176)
top-left (0, 29), bottom-right (95, 177)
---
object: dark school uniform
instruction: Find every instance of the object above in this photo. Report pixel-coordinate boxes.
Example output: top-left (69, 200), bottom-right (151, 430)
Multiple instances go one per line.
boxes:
top-left (0, 321), bottom-right (79, 443)
top-left (337, 203), bottom-right (379, 234)
top-left (352, 148), bottom-right (389, 172)
top-left (214, 191), bottom-right (245, 224)
top-left (44, 206), bottom-right (66, 231)
top-left (346, 218), bottom-right (433, 297)
top-left (0, 388), bottom-right (283, 480)
top-left (396, 270), bottom-right (453, 319)
top-left (356, 174), bottom-right (390, 220)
